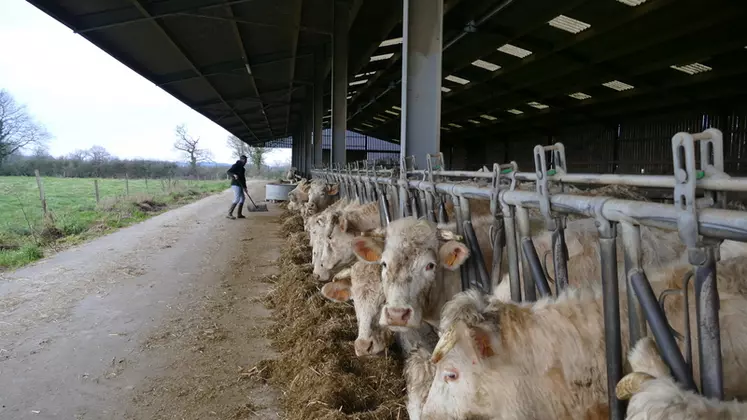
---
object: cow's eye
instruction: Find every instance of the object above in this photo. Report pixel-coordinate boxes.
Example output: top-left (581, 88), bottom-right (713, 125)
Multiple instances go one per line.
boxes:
top-left (425, 262), bottom-right (436, 271)
top-left (381, 261), bottom-right (387, 268)
top-left (443, 368), bottom-right (459, 382)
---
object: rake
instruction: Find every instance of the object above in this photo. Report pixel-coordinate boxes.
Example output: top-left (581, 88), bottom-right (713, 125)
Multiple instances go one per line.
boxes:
top-left (245, 189), bottom-right (268, 212)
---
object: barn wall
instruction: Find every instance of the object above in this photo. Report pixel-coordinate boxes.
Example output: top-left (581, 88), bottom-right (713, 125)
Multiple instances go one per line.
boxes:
top-left (446, 110), bottom-right (747, 176)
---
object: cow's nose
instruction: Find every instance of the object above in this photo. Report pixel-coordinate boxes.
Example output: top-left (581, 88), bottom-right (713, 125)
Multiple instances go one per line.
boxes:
top-left (385, 307), bottom-right (412, 326)
top-left (354, 338), bottom-right (375, 356)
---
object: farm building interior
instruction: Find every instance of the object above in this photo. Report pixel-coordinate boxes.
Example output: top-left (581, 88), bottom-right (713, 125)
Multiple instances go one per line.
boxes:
top-left (27, 0), bottom-right (747, 178)
top-left (22, 0), bottom-right (747, 419)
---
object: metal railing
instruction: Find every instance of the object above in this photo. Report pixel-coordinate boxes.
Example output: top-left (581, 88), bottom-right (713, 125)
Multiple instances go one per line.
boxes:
top-left (310, 128), bottom-right (747, 420)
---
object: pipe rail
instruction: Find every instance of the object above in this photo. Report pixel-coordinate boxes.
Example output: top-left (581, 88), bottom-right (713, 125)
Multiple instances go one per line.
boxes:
top-left (309, 129), bottom-right (746, 420)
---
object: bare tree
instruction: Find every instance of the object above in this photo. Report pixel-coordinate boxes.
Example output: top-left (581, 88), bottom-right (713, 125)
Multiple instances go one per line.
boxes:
top-left (32, 144), bottom-right (51, 158)
top-left (247, 145), bottom-right (268, 175)
top-left (67, 149), bottom-right (90, 160)
top-left (226, 135), bottom-right (250, 160)
top-left (174, 124), bottom-right (212, 175)
top-left (87, 145), bottom-right (111, 163)
top-left (87, 145), bottom-right (111, 177)
top-left (0, 89), bottom-right (51, 162)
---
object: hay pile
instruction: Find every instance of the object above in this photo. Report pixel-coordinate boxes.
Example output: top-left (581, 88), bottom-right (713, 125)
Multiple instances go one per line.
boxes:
top-left (280, 213), bottom-right (305, 236)
top-left (259, 212), bottom-right (407, 420)
top-left (527, 184), bottom-right (650, 222)
top-left (563, 184), bottom-right (649, 202)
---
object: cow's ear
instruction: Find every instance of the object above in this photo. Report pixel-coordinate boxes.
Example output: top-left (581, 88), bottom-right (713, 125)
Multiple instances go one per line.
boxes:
top-left (321, 280), bottom-right (352, 302)
top-left (338, 214), bottom-right (350, 233)
top-left (339, 215), bottom-right (361, 234)
top-left (566, 235), bottom-right (584, 258)
top-left (468, 326), bottom-right (495, 359)
top-left (352, 237), bottom-right (383, 263)
top-left (327, 183), bottom-right (339, 196)
top-left (329, 212), bottom-right (340, 232)
top-left (438, 241), bottom-right (470, 271)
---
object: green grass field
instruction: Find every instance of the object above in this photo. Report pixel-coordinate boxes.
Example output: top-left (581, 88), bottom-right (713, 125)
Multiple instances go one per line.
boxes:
top-left (0, 176), bottom-right (228, 270)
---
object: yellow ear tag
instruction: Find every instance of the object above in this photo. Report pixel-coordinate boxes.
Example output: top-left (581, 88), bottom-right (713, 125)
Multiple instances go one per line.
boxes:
top-left (364, 249), bottom-right (379, 262)
top-left (334, 288), bottom-right (351, 301)
top-left (445, 253), bottom-right (458, 267)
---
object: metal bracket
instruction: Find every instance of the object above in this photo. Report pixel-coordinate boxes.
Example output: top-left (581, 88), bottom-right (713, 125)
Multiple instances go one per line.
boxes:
top-left (672, 129), bottom-right (725, 265)
top-left (593, 197), bottom-right (616, 239)
top-left (426, 153), bottom-right (444, 199)
top-left (533, 143), bottom-right (567, 231)
top-left (405, 155), bottom-right (417, 172)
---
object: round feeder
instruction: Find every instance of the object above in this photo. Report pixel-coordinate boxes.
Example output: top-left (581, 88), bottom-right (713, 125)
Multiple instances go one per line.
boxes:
top-left (265, 182), bottom-right (297, 202)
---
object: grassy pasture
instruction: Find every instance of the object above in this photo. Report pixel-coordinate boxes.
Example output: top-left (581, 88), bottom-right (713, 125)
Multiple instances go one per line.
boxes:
top-left (0, 176), bottom-right (227, 270)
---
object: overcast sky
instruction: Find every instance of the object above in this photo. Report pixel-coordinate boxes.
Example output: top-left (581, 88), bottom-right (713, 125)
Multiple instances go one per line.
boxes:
top-left (0, 0), bottom-right (291, 165)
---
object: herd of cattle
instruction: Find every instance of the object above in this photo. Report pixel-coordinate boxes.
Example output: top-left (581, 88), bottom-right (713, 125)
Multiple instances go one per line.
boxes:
top-left (283, 177), bottom-right (747, 419)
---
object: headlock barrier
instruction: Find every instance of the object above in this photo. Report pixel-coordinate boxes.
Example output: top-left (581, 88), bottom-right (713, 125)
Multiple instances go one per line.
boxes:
top-left (311, 128), bottom-right (747, 420)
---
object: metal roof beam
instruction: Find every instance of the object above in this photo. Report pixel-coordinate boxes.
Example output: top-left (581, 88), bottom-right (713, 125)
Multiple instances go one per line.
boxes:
top-left (349, 0), bottom-right (589, 120)
top-left (445, 28), bottom-right (747, 123)
top-left (171, 11), bottom-right (330, 35)
top-left (440, 0), bottom-right (681, 117)
top-left (445, 5), bottom-right (745, 120)
top-left (125, 0), bottom-right (260, 142)
top-left (155, 57), bottom-right (313, 86)
top-left (76, 0), bottom-right (259, 34)
top-left (285, 0), bottom-right (305, 136)
top-left (224, 0), bottom-right (275, 139)
top-left (455, 64), bottom-right (747, 138)
top-left (194, 86), bottom-right (305, 108)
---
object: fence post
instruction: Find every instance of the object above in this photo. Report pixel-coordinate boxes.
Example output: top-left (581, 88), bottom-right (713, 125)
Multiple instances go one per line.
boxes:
top-left (94, 179), bottom-right (100, 204)
top-left (125, 173), bottom-right (130, 196)
top-left (34, 169), bottom-right (48, 217)
top-left (145, 177), bottom-right (148, 192)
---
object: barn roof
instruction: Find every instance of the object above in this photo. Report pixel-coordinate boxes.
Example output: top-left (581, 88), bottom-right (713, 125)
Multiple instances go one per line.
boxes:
top-left (26, 0), bottom-right (747, 147)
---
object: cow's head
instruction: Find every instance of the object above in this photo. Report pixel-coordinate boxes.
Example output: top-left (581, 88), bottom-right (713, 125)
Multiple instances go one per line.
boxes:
top-left (315, 211), bottom-right (367, 281)
top-left (351, 217), bottom-right (470, 330)
top-left (306, 182), bottom-right (339, 216)
top-left (421, 318), bottom-right (497, 420)
top-left (320, 266), bottom-right (393, 356)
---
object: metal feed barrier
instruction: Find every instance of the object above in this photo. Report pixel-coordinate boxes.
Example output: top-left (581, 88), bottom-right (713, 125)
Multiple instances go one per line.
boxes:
top-left (311, 128), bottom-right (747, 420)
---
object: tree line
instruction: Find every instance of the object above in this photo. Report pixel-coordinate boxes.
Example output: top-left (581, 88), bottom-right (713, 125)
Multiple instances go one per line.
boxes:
top-left (0, 146), bottom-right (229, 179)
top-left (1, 88), bottom-right (288, 180)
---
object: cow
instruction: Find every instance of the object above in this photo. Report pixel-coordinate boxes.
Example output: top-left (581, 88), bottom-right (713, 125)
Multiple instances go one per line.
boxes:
top-left (287, 179), bottom-right (311, 213)
top-left (430, 256), bottom-right (747, 410)
top-left (350, 215), bottom-right (495, 331)
top-left (647, 254), bottom-right (747, 398)
top-left (312, 194), bottom-right (494, 282)
top-left (303, 179), bottom-right (339, 217)
top-left (320, 262), bottom-right (394, 357)
top-left (313, 200), bottom-right (382, 281)
top-left (421, 309), bottom-right (609, 420)
top-left (491, 218), bottom-right (689, 301)
top-left (617, 336), bottom-right (747, 420)
top-left (404, 347), bottom-right (436, 420)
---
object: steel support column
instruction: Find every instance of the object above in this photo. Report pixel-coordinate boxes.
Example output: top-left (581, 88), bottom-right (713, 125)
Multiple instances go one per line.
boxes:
top-left (313, 51), bottom-right (325, 167)
top-left (400, 0), bottom-right (443, 170)
top-left (332, 1), bottom-right (349, 165)
top-left (304, 96), bottom-right (314, 176)
top-left (291, 133), bottom-right (300, 171)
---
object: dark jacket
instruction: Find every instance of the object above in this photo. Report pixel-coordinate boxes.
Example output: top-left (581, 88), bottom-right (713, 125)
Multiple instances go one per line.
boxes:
top-left (227, 160), bottom-right (247, 189)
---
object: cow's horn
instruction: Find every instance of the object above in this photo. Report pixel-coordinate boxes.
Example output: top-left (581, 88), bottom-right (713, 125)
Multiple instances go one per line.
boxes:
top-left (360, 228), bottom-right (386, 238)
top-left (437, 229), bottom-right (463, 242)
top-left (615, 372), bottom-right (655, 400)
top-left (430, 323), bottom-right (459, 364)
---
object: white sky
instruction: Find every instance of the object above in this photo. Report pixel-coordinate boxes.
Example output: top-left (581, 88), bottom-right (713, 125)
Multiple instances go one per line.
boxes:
top-left (0, 0), bottom-right (291, 166)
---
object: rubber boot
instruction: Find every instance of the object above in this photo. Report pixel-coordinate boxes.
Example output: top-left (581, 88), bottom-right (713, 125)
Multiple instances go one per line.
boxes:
top-left (237, 203), bottom-right (246, 218)
top-left (227, 203), bottom-right (237, 219)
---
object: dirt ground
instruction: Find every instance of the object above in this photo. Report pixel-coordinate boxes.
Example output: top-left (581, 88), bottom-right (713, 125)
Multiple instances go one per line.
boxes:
top-left (0, 180), bottom-right (284, 420)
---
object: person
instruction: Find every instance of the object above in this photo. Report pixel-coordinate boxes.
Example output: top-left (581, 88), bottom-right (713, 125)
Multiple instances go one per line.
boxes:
top-left (226, 155), bottom-right (248, 219)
